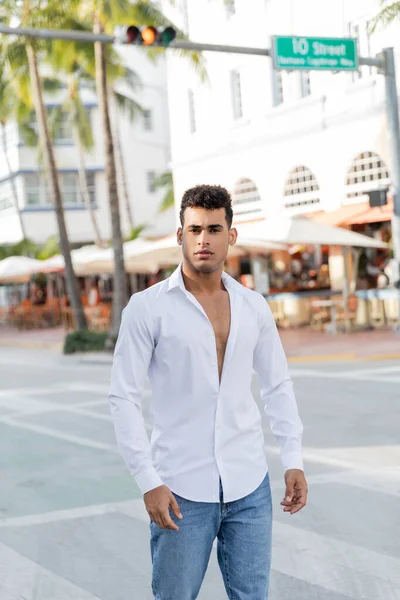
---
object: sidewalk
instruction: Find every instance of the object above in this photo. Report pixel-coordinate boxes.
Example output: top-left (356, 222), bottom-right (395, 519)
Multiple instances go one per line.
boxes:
top-left (279, 328), bottom-right (400, 362)
top-left (1, 324), bottom-right (399, 362)
top-left (0, 325), bottom-right (65, 350)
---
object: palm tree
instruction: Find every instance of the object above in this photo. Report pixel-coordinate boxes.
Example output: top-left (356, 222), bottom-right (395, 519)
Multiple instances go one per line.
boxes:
top-left (48, 29), bottom-right (140, 248)
top-left (112, 78), bottom-right (145, 236)
top-left (153, 170), bottom-right (175, 213)
top-left (49, 19), bottom-right (150, 253)
top-left (81, 0), bottom-right (206, 340)
top-left (61, 72), bottom-right (104, 247)
top-left (3, 0), bottom-right (87, 330)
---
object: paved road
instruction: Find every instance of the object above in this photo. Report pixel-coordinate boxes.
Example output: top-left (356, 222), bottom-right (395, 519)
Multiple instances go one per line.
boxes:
top-left (0, 346), bottom-right (399, 600)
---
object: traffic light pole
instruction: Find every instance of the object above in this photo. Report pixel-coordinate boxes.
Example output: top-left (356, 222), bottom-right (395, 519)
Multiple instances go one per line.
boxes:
top-left (0, 24), bottom-right (270, 56)
top-left (1, 23), bottom-right (399, 325)
top-left (380, 47), bottom-right (400, 329)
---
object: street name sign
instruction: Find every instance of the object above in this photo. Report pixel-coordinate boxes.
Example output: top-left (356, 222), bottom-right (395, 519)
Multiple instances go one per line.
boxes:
top-left (272, 36), bottom-right (358, 71)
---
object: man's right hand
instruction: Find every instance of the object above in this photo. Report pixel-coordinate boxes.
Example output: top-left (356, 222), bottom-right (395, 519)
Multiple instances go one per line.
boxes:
top-left (144, 485), bottom-right (183, 531)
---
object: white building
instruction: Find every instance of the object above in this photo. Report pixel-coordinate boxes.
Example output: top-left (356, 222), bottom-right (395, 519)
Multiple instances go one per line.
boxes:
top-left (0, 49), bottom-right (173, 246)
top-left (163, 0), bottom-right (398, 232)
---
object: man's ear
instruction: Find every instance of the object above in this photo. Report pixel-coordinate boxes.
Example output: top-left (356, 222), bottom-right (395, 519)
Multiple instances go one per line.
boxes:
top-left (229, 227), bottom-right (238, 246)
top-left (177, 227), bottom-right (183, 245)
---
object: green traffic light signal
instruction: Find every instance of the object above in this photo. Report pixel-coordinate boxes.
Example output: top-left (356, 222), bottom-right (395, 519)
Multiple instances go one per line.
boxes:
top-left (160, 26), bottom-right (176, 46)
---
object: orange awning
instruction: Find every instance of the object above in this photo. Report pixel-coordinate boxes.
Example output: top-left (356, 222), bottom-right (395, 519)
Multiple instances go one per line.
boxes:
top-left (308, 198), bottom-right (393, 226)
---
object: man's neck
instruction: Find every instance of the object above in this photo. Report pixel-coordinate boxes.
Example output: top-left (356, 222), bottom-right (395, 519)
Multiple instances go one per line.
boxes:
top-left (181, 260), bottom-right (224, 295)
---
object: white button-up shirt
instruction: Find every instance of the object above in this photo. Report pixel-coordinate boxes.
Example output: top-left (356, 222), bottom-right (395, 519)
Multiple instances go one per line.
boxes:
top-left (109, 265), bottom-right (303, 503)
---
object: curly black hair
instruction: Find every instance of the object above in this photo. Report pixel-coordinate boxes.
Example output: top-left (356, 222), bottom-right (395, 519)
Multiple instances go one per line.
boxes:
top-left (180, 185), bottom-right (233, 229)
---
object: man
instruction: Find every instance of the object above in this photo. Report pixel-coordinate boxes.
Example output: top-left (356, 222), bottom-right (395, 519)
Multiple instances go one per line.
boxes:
top-left (109, 184), bottom-right (307, 600)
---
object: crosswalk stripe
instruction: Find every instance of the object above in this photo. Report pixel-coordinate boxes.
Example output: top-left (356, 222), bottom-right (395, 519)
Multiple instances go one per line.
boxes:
top-left (0, 541), bottom-right (101, 600)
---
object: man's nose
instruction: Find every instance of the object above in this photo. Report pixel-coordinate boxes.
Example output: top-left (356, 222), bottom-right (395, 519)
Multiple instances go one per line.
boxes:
top-left (198, 230), bottom-right (210, 245)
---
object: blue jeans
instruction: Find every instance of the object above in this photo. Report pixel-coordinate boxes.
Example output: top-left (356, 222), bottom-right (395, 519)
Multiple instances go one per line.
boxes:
top-left (150, 472), bottom-right (272, 600)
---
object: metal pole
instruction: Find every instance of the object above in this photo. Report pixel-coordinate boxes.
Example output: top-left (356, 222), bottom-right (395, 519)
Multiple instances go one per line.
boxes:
top-left (0, 24), bottom-right (114, 43)
top-left (382, 47), bottom-right (400, 330)
top-left (359, 56), bottom-right (384, 69)
top-left (0, 24), bottom-right (271, 56)
top-left (168, 40), bottom-right (270, 56)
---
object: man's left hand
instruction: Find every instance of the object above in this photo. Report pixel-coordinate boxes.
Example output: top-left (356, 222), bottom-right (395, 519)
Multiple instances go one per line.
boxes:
top-left (281, 469), bottom-right (308, 515)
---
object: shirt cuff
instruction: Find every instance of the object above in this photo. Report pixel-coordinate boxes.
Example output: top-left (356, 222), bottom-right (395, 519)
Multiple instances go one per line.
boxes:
top-left (281, 451), bottom-right (304, 473)
top-left (135, 467), bottom-right (164, 495)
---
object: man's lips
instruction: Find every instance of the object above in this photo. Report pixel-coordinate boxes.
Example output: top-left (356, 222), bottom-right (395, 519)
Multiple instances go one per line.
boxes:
top-left (196, 250), bottom-right (213, 256)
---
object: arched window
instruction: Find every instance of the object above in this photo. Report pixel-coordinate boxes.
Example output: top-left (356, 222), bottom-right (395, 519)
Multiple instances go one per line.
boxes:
top-left (232, 178), bottom-right (263, 220)
top-left (284, 165), bottom-right (320, 209)
top-left (345, 151), bottom-right (390, 201)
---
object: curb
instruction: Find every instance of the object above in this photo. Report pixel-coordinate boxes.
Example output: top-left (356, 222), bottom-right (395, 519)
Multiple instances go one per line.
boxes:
top-left (288, 353), bottom-right (356, 363)
top-left (1, 341), bottom-right (399, 364)
top-left (287, 352), bottom-right (400, 363)
top-left (0, 339), bottom-right (63, 350)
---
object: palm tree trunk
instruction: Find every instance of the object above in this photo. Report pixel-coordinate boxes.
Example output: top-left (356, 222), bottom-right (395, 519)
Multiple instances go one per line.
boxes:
top-left (72, 127), bottom-right (103, 247)
top-left (113, 103), bottom-right (135, 232)
top-left (26, 43), bottom-right (87, 330)
top-left (1, 121), bottom-right (27, 240)
top-left (94, 18), bottom-right (128, 338)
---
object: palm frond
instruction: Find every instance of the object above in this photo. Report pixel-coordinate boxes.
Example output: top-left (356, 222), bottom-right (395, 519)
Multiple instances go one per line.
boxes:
top-left (19, 122), bottom-right (39, 147)
top-left (48, 16), bottom-right (96, 74)
top-left (153, 170), bottom-right (175, 213)
top-left (153, 171), bottom-right (173, 189)
top-left (43, 77), bottom-right (65, 93)
top-left (126, 224), bottom-right (148, 241)
top-left (159, 188), bottom-right (175, 212)
top-left (9, 237), bottom-right (39, 258)
top-left (72, 97), bottom-right (95, 150)
top-left (120, 66), bottom-right (142, 92)
top-left (47, 105), bottom-right (63, 139)
top-left (114, 91), bottom-right (144, 121)
top-left (37, 236), bottom-right (60, 260)
top-left (170, 48), bottom-right (208, 84)
top-left (369, 1), bottom-right (400, 32)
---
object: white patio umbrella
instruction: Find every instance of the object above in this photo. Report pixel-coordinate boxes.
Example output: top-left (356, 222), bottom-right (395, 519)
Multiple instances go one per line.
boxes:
top-left (236, 215), bottom-right (388, 249)
top-left (73, 240), bottom-right (160, 275)
top-left (238, 215), bottom-right (389, 315)
top-left (69, 235), bottom-right (286, 276)
top-left (38, 246), bottom-right (110, 276)
top-left (38, 254), bottom-right (65, 273)
top-left (0, 256), bottom-right (42, 283)
top-left (122, 233), bottom-right (286, 272)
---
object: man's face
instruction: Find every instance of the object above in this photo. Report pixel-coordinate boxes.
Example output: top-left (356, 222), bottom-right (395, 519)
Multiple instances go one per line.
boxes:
top-left (177, 207), bottom-right (237, 273)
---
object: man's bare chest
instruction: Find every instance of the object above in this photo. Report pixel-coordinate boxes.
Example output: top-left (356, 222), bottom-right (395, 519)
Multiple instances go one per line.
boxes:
top-left (195, 292), bottom-right (231, 347)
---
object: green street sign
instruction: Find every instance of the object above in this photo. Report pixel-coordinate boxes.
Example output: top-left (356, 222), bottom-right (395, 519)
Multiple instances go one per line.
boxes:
top-left (272, 36), bottom-right (358, 71)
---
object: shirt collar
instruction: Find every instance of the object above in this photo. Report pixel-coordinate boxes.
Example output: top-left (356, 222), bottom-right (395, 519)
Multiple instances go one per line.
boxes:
top-left (167, 263), bottom-right (244, 295)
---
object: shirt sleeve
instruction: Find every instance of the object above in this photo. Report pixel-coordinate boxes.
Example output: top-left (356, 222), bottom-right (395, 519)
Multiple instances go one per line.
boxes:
top-left (108, 294), bottom-right (164, 495)
top-left (253, 299), bottom-right (304, 473)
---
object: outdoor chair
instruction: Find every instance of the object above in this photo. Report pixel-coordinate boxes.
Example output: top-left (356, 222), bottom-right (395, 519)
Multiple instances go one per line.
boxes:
top-left (383, 297), bottom-right (399, 328)
top-left (310, 299), bottom-right (331, 331)
top-left (335, 295), bottom-right (358, 332)
top-left (268, 299), bottom-right (290, 329)
top-left (87, 304), bottom-right (111, 332)
top-left (368, 297), bottom-right (386, 328)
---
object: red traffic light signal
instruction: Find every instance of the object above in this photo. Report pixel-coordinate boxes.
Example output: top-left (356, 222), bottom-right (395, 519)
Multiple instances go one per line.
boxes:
top-left (114, 25), bottom-right (176, 47)
top-left (126, 26), bottom-right (142, 44)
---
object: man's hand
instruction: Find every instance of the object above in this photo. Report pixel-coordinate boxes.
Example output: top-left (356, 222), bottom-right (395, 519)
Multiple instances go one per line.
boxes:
top-left (144, 485), bottom-right (183, 531)
top-left (281, 469), bottom-right (308, 515)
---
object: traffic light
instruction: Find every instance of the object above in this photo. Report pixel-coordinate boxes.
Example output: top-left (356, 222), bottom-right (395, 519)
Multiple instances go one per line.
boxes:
top-left (114, 25), bottom-right (176, 47)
